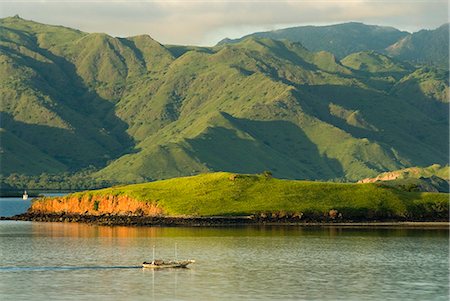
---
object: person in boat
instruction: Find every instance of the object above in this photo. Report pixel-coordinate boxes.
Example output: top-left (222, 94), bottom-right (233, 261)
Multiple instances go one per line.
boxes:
top-left (153, 260), bottom-right (164, 265)
top-left (142, 260), bottom-right (164, 266)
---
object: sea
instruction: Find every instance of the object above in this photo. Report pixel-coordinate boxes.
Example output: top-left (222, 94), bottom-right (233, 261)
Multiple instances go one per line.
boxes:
top-left (0, 196), bottom-right (448, 301)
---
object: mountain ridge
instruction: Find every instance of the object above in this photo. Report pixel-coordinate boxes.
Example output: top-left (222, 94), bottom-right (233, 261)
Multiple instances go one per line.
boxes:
top-left (218, 22), bottom-right (448, 68)
top-left (0, 17), bottom-right (448, 184)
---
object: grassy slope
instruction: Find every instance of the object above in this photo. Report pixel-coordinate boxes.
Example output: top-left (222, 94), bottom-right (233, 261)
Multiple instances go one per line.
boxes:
top-left (392, 68), bottom-right (449, 104)
top-left (386, 24), bottom-right (449, 68)
top-left (51, 172), bottom-right (449, 219)
top-left (0, 16), bottom-right (134, 172)
top-left (341, 51), bottom-right (411, 74)
top-left (0, 128), bottom-right (67, 174)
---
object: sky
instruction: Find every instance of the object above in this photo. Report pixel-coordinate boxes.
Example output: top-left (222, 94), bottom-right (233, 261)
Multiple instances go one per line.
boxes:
top-left (0, 0), bottom-right (448, 46)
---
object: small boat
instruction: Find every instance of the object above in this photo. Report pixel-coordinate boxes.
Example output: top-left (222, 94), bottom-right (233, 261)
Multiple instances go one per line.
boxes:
top-left (142, 259), bottom-right (195, 269)
top-left (22, 191), bottom-right (28, 200)
top-left (143, 244), bottom-right (194, 268)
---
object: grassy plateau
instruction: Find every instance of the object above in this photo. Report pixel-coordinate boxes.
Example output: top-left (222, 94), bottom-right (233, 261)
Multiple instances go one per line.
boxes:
top-left (30, 172), bottom-right (449, 221)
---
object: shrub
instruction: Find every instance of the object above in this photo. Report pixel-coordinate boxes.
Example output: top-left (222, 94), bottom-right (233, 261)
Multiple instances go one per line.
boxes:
top-left (93, 200), bottom-right (100, 211)
top-left (229, 174), bottom-right (239, 181)
top-left (329, 209), bottom-right (338, 219)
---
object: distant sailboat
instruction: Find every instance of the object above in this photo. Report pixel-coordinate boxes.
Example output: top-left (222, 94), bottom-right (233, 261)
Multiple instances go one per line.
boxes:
top-left (22, 190), bottom-right (28, 200)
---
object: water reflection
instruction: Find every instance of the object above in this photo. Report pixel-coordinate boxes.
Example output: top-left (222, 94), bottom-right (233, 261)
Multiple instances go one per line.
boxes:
top-left (28, 222), bottom-right (449, 238)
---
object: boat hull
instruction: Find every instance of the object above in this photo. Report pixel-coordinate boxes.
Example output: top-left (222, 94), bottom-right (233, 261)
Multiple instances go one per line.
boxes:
top-left (142, 260), bottom-right (195, 269)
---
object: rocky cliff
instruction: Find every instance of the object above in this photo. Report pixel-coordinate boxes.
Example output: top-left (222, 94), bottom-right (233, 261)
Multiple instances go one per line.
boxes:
top-left (30, 195), bottom-right (162, 216)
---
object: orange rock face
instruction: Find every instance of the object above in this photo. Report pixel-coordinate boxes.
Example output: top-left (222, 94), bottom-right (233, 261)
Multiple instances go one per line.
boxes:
top-left (358, 167), bottom-right (426, 184)
top-left (358, 171), bottom-right (403, 183)
top-left (30, 195), bottom-right (163, 216)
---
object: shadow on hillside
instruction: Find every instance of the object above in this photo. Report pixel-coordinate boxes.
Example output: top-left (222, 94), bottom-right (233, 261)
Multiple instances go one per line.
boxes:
top-left (165, 45), bottom-right (214, 58)
top-left (1, 36), bottom-right (134, 171)
top-left (383, 185), bottom-right (449, 221)
top-left (390, 76), bottom-right (449, 120)
top-left (186, 113), bottom-right (344, 180)
top-left (297, 84), bottom-right (449, 167)
top-left (1, 113), bottom-right (118, 170)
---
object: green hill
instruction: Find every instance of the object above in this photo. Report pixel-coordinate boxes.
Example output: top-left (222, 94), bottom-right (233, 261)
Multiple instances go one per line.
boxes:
top-left (341, 51), bottom-right (411, 75)
top-left (0, 128), bottom-right (66, 174)
top-left (1, 17), bottom-right (448, 184)
top-left (386, 24), bottom-right (449, 68)
top-left (0, 16), bottom-right (134, 173)
top-left (30, 172), bottom-right (449, 220)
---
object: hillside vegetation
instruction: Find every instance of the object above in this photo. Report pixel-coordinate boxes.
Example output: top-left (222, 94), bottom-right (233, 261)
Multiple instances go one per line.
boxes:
top-left (1, 16), bottom-right (448, 184)
top-left (30, 172), bottom-right (449, 220)
top-left (386, 24), bottom-right (449, 68)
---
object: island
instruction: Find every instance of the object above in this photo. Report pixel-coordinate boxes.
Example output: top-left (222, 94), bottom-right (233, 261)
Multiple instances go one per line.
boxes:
top-left (4, 172), bottom-right (448, 226)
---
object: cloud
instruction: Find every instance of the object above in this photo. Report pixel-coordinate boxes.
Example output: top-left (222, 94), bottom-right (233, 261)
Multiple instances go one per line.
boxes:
top-left (0, 0), bottom-right (448, 45)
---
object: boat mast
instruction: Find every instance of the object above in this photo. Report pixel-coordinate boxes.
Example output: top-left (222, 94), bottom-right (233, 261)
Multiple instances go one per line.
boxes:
top-left (152, 245), bottom-right (155, 262)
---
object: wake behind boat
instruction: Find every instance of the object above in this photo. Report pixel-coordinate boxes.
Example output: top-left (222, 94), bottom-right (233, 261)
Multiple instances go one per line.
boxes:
top-left (142, 259), bottom-right (195, 269)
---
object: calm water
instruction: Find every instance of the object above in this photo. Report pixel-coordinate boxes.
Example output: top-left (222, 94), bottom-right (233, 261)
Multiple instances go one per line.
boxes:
top-left (0, 193), bottom-right (68, 217)
top-left (0, 200), bottom-right (448, 300)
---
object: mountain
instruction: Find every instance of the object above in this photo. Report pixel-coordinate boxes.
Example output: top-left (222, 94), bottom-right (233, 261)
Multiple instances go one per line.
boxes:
top-left (386, 24), bottom-right (449, 68)
top-left (218, 22), bottom-right (449, 68)
top-left (217, 22), bottom-right (408, 59)
top-left (1, 17), bottom-right (448, 184)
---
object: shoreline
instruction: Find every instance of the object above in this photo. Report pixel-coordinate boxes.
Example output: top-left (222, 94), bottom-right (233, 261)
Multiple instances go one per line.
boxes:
top-left (1, 213), bottom-right (449, 228)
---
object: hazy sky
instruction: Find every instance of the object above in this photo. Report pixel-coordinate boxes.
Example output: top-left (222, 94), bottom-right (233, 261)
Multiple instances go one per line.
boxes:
top-left (0, 0), bottom-right (448, 46)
